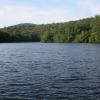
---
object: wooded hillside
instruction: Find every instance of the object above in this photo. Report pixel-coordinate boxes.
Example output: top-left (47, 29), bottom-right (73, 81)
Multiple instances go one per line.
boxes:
top-left (0, 15), bottom-right (100, 43)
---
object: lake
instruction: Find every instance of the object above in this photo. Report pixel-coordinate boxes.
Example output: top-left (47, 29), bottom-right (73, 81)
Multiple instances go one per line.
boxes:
top-left (0, 43), bottom-right (100, 100)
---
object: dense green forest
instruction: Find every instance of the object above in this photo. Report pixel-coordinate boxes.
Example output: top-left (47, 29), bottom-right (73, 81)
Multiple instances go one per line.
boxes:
top-left (0, 15), bottom-right (100, 43)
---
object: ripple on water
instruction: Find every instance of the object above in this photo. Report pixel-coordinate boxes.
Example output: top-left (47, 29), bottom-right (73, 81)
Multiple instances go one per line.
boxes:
top-left (0, 43), bottom-right (100, 100)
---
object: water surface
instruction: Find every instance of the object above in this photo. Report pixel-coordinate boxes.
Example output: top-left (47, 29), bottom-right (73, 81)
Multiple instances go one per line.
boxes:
top-left (0, 43), bottom-right (100, 100)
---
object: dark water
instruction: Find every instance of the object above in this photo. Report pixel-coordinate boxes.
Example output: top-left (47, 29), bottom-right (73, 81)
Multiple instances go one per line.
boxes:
top-left (0, 43), bottom-right (100, 100)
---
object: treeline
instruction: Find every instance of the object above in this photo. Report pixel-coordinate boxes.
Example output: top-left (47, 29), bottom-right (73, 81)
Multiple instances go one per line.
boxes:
top-left (0, 15), bottom-right (100, 43)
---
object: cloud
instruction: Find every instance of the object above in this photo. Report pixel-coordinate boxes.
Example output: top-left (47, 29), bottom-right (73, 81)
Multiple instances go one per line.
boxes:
top-left (0, 3), bottom-right (70, 26)
top-left (0, 0), bottom-right (99, 27)
top-left (0, 5), bottom-right (37, 21)
top-left (78, 0), bottom-right (100, 14)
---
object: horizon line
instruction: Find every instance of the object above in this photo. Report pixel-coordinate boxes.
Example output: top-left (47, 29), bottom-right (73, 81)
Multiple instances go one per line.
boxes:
top-left (0, 15), bottom-right (98, 28)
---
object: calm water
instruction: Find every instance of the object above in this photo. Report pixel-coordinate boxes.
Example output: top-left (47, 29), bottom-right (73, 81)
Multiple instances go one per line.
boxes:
top-left (0, 43), bottom-right (100, 100)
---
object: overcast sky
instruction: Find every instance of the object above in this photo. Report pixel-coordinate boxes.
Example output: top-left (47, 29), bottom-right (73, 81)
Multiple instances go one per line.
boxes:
top-left (0, 0), bottom-right (100, 27)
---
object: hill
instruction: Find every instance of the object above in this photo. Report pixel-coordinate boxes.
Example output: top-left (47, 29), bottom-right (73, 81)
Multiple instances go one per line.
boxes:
top-left (0, 15), bottom-right (100, 43)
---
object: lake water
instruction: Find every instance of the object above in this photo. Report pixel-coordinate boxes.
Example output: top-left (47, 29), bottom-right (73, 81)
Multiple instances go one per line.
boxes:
top-left (0, 43), bottom-right (100, 100)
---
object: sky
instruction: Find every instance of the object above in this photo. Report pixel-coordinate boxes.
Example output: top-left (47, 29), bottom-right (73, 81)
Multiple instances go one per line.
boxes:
top-left (0, 0), bottom-right (100, 28)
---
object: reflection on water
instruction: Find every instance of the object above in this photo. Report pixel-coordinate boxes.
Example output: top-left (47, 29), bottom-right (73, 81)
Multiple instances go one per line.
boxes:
top-left (0, 43), bottom-right (100, 100)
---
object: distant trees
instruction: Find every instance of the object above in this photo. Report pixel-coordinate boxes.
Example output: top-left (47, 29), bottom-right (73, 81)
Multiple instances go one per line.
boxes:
top-left (90, 15), bottom-right (100, 43)
top-left (0, 31), bottom-right (10, 42)
top-left (41, 31), bottom-right (49, 42)
top-left (74, 31), bottom-right (90, 43)
top-left (0, 15), bottom-right (100, 43)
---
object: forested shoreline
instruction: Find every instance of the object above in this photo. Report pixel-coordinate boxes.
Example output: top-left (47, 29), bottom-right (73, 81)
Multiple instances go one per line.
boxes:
top-left (0, 15), bottom-right (100, 43)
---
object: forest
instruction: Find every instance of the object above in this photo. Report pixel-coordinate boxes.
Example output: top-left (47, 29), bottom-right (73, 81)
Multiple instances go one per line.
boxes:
top-left (0, 15), bottom-right (100, 43)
